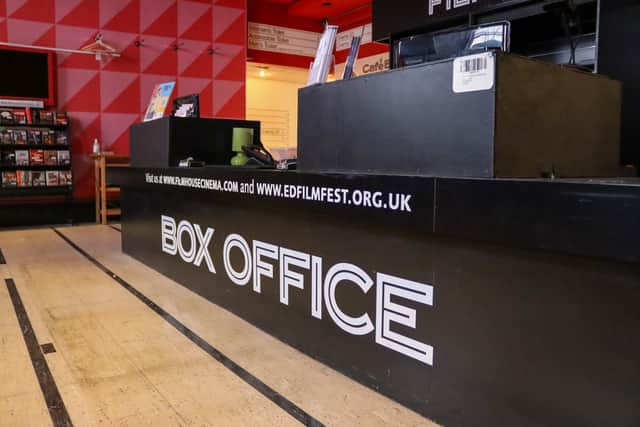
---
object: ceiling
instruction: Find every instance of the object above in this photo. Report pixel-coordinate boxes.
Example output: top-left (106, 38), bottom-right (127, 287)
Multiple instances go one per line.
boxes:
top-left (256, 0), bottom-right (370, 20)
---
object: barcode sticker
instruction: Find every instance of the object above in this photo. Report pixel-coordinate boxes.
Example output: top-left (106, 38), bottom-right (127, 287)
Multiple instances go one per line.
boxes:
top-left (453, 53), bottom-right (495, 93)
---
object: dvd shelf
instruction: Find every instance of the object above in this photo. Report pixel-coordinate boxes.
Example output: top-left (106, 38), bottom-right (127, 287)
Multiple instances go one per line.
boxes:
top-left (0, 108), bottom-right (71, 195)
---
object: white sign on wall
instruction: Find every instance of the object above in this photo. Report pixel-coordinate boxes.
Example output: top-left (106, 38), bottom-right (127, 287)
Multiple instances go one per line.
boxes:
top-left (335, 52), bottom-right (390, 79)
top-left (248, 22), bottom-right (321, 57)
top-left (336, 24), bottom-right (373, 51)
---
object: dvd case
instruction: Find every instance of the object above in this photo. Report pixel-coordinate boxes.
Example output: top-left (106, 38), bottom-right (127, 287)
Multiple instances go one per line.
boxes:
top-left (31, 171), bottom-right (46, 186)
top-left (15, 150), bottom-right (29, 166)
top-left (46, 170), bottom-right (59, 186)
top-left (17, 170), bottom-right (31, 187)
top-left (42, 130), bottom-right (55, 145)
top-left (13, 130), bottom-right (27, 144)
top-left (2, 151), bottom-right (16, 165)
top-left (27, 130), bottom-right (42, 145)
top-left (0, 109), bottom-right (14, 124)
top-left (55, 131), bottom-right (68, 145)
top-left (44, 150), bottom-right (58, 165)
top-left (57, 150), bottom-right (70, 165)
top-left (13, 110), bottom-right (27, 124)
top-left (0, 129), bottom-right (12, 144)
top-left (2, 171), bottom-right (17, 187)
top-left (59, 170), bottom-right (72, 186)
top-left (29, 149), bottom-right (44, 165)
top-left (38, 110), bottom-right (55, 125)
top-left (55, 112), bottom-right (69, 126)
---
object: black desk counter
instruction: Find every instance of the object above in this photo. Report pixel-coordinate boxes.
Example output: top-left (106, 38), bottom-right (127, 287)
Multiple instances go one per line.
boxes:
top-left (114, 166), bottom-right (640, 427)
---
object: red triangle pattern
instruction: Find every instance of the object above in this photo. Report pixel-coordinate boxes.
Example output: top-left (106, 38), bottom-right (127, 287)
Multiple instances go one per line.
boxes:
top-left (215, 85), bottom-right (244, 119)
top-left (180, 7), bottom-right (211, 41)
top-left (199, 82), bottom-right (212, 117)
top-left (215, 49), bottom-right (244, 81)
top-left (214, 11), bottom-right (244, 45)
top-left (57, 0), bottom-right (99, 28)
top-left (102, 42), bottom-right (140, 73)
top-left (143, 2), bottom-right (177, 37)
top-left (105, 78), bottom-right (140, 113)
top-left (101, 113), bottom-right (138, 151)
top-left (60, 51), bottom-right (100, 70)
top-left (143, 45), bottom-right (178, 76)
top-left (3, 0), bottom-right (248, 197)
top-left (33, 25), bottom-right (55, 47)
top-left (10, 0), bottom-right (55, 22)
top-left (102, 0), bottom-right (139, 33)
top-left (63, 74), bottom-right (101, 112)
top-left (110, 128), bottom-right (130, 153)
top-left (182, 50), bottom-right (212, 79)
top-left (214, 0), bottom-right (245, 8)
top-left (0, 19), bottom-right (7, 42)
top-left (58, 31), bottom-right (100, 70)
top-left (6, 19), bottom-right (53, 45)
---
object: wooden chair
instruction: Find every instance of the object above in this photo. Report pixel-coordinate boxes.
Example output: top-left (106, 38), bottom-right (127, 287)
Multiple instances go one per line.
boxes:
top-left (91, 152), bottom-right (129, 225)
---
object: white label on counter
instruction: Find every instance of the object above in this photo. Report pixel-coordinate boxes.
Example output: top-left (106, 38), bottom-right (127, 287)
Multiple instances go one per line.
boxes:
top-left (452, 52), bottom-right (495, 93)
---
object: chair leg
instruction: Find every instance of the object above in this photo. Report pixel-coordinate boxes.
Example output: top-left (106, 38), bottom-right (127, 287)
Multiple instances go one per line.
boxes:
top-left (100, 158), bottom-right (107, 225)
top-left (94, 159), bottom-right (100, 223)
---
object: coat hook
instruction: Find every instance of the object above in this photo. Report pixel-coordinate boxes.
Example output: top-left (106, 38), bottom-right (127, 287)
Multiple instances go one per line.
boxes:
top-left (134, 38), bottom-right (144, 47)
top-left (207, 47), bottom-right (216, 55)
top-left (172, 42), bottom-right (184, 51)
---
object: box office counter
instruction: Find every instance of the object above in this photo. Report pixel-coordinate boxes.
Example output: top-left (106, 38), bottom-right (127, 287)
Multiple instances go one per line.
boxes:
top-left (113, 165), bottom-right (640, 427)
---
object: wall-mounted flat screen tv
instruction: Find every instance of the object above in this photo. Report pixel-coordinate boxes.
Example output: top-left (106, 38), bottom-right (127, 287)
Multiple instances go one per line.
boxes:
top-left (0, 47), bottom-right (56, 106)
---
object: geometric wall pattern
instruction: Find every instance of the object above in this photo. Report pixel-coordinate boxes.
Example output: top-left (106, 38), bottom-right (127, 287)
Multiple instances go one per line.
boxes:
top-left (0, 0), bottom-right (247, 198)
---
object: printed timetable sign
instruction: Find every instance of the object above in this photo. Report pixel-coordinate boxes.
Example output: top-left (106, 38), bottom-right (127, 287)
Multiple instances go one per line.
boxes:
top-left (248, 22), bottom-right (321, 57)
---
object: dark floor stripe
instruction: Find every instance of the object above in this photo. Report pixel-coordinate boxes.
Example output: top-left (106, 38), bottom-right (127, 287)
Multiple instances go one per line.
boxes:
top-left (5, 278), bottom-right (73, 427)
top-left (0, 248), bottom-right (6, 264)
top-left (108, 225), bottom-right (121, 233)
top-left (52, 228), bottom-right (324, 427)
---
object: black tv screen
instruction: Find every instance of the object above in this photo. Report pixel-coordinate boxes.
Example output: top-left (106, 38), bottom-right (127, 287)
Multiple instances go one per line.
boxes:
top-left (0, 49), bottom-right (52, 101)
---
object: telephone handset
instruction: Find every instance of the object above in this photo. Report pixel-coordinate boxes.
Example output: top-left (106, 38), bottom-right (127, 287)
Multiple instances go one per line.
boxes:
top-left (242, 144), bottom-right (275, 167)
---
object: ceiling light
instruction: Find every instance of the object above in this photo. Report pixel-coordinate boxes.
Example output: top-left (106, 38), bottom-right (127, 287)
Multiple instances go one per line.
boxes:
top-left (259, 69), bottom-right (266, 78)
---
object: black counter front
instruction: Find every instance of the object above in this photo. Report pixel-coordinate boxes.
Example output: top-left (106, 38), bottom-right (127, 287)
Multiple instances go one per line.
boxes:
top-left (114, 166), bottom-right (640, 427)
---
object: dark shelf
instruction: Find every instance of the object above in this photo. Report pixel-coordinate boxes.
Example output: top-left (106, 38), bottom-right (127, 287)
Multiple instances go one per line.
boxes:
top-left (0, 165), bottom-right (72, 170)
top-left (0, 186), bottom-right (72, 196)
top-left (0, 144), bottom-right (70, 149)
top-left (0, 123), bottom-right (68, 130)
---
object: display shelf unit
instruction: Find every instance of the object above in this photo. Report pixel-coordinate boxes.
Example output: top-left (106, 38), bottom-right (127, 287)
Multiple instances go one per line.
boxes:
top-left (0, 121), bottom-right (72, 197)
top-left (0, 144), bottom-right (69, 149)
top-left (0, 165), bottom-right (71, 171)
top-left (0, 122), bottom-right (68, 131)
top-left (0, 186), bottom-right (71, 196)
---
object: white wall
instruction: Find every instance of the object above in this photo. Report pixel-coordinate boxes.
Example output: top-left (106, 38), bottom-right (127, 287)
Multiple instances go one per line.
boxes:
top-left (246, 65), bottom-right (307, 161)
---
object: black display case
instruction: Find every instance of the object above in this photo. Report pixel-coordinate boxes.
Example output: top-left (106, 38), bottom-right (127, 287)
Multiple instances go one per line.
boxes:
top-left (130, 117), bottom-right (261, 168)
top-left (298, 52), bottom-right (621, 178)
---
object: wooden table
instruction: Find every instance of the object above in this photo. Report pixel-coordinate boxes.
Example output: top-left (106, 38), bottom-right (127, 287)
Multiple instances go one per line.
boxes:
top-left (91, 152), bottom-right (129, 224)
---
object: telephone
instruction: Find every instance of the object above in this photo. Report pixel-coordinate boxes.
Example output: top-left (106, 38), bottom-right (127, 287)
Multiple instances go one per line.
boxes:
top-left (242, 145), bottom-right (275, 167)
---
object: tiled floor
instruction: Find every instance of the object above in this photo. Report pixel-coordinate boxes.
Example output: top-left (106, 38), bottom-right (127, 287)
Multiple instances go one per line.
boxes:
top-left (0, 225), bottom-right (437, 427)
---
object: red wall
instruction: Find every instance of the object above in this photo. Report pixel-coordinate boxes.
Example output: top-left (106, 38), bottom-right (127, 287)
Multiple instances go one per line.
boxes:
top-left (0, 0), bottom-right (247, 199)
